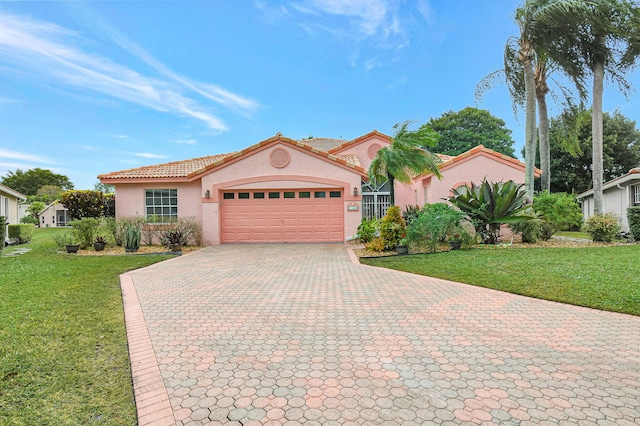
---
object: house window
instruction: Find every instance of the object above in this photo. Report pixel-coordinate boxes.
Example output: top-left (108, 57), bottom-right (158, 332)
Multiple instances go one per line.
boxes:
top-left (633, 185), bottom-right (640, 206)
top-left (284, 192), bottom-right (295, 198)
top-left (253, 192), bottom-right (265, 199)
top-left (299, 192), bottom-right (311, 198)
top-left (223, 193), bottom-right (235, 199)
top-left (269, 192), bottom-right (280, 199)
top-left (329, 191), bottom-right (342, 198)
top-left (145, 189), bottom-right (178, 222)
top-left (314, 191), bottom-right (326, 198)
top-left (238, 192), bottom-right (250, 199)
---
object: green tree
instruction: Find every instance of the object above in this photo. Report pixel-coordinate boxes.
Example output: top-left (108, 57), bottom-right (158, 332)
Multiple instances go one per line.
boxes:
top-left (532, 0), bottom-right (640, 213)
top-left (1, 168), bottom-right (74, 196)
top-left (548, 107), bottom-right (640, 194)
top-left (425, 107), bottom-right (516, 157)
top-left (368, 121), bottom-right (442, 206)
top-left (94, 182), bottom-right (115, 194)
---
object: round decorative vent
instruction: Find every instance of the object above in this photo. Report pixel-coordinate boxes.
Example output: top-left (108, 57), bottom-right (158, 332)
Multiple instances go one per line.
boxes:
top-left (367, 143), bottom-right (382, 159)
top-left (270, 148), bottom-right (290, 168)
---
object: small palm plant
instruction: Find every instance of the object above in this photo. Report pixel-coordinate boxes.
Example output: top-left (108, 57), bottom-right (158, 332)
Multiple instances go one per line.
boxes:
top-left (448, 179), bottom-right (531, 244)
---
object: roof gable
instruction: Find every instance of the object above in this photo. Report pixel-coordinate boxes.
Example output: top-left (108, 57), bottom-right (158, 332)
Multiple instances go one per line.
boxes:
top-left (417, 145), bottom-right (540, 180)
top-left (328, 130), bottom-right (392, 154)
top-left (99, 133), bottom-right (367, 183)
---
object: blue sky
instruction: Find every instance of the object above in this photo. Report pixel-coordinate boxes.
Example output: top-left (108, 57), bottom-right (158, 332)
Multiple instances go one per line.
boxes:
top-left (2, 1), bottom-right (640, 190)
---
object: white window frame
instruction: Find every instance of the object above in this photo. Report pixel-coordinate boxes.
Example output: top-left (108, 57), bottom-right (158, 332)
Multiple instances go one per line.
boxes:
top-left (633, 184), bottom-right (640, 206)
top-left (145, 189), bottom-right (178, 222)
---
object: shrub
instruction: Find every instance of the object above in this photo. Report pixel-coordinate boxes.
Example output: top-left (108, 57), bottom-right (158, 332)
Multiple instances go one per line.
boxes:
top-left (61, 190), bottom-right (106, 220)
top-left (581, 212), bottom-right (621, 242)
top-left (628, 207), bottom-right (640, 242)
top-left (406, 203), bottom-right (464, 253)
top-left (0, 216), bottom-right (5, 252)
top-left (364, 236), bottom-right (386, 252)
top-left (533, 192), bottom-right (583, 233)
top-left (510, 210), bottom-right (543, 243)
top-left (402, 205), bottom-right (421, 227)
top-left (178, 217), bottom-right (203, 246)
top-left (357, 218), bottom-right (378, 243)
top-left (52, 232), bottom-right (77, 250)
top-left (8, 224), bottom-right (35, 244)
top-left (70, 218), bottom-right (100, 249)
top-left (20, 215), bottom-right (39, 225)
top-left (379, 206), bottom-right (406, 250)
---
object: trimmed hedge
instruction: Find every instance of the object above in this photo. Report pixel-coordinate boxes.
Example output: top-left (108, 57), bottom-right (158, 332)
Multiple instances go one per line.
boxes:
top-left (0, 216), bottom-right (5, 252)
top-left (627, 206), bottom-right (640, 241)
top-left (8, 223), bottom-right (35, 244)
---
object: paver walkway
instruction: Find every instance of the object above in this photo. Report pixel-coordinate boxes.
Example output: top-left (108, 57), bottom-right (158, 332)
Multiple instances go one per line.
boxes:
top-left (121, 244), bottom-right (640, 425)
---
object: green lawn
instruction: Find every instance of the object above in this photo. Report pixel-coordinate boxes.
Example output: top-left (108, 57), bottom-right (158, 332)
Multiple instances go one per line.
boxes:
top-left (1, 228), bottom-right (169, 425)
top-left (361, 244), bottom-right (640, 316)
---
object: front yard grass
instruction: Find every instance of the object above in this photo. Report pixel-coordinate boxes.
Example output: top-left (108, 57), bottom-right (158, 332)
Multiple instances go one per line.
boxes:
top-left (361, 244), bottom-right (640, 316)
top-left (1, 228), bottom-right (169, 425)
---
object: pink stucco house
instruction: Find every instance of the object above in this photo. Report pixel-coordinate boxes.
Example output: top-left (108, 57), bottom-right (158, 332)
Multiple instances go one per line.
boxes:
top-left (98, 131), bottom-right (535, 245)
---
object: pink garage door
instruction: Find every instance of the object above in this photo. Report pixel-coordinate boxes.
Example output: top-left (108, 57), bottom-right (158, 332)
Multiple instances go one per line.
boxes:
top-left (220, 189), bottom-right (344, 243)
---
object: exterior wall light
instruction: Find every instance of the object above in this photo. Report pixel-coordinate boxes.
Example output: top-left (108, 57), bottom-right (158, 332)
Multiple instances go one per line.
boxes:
top-left (353, 187), bottom-right (358, 196)
top-left (204, 190), bottom-right (210, 199)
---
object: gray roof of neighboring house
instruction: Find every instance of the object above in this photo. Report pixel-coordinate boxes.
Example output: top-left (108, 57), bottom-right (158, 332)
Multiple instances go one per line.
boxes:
top-left (576, 167), bottom-right (640, 199)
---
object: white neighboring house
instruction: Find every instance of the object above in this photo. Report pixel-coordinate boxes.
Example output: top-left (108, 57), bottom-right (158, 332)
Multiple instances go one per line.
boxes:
top-left (38, 201), bottom-right (70, 228)
top-left (0, 183), bottom-right (28, 243)
top-left (576, 167), bottom-right (640, 231)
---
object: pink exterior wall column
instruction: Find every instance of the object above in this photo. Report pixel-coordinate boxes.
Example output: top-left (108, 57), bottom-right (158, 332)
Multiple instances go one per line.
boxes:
top-left (114, 182), bottom-right (203, 222)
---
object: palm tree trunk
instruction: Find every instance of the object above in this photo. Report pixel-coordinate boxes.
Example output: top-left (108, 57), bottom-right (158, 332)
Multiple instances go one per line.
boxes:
top-left (592, 60), bottom-right (605, 214)
top-left (388, 174), bottom-right (395, 206)
top-left (537, 92), bottom-right (550, 192)
top-left (523, 58), bottom-right (537, 201)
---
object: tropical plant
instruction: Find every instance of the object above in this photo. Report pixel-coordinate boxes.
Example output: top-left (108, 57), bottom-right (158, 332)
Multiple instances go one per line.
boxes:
top-left (406, 203), bottom-right (465, 253)
top-left (447, 179), bottom-right (531, 244)
top-left (531, 0), bottom-right (640, 213)
top-left (52, 232), bottom-right (78, 250)
top-left (61, 190), bottom-right (107, 220)
top-left (510, 210), bottom-right (544, 243)
top-left (123, 223), bottom-right (142, 249)
top-left (70, 218), bottom-right (100, 249)
top-left (357, 218), bottom-right (378, 244)
top-left (368, 121), bottom-right (442, 206)
top-left (402, 205), bottom-right (421, 228)
top-left (379, 206), bottom-right (406, 250)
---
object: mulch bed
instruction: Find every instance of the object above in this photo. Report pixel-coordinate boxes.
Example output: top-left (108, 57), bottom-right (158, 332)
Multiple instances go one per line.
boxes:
top-left (69, 245), bottom-right (204, 256)
top-left (353, 236), bottom-right (630, 258)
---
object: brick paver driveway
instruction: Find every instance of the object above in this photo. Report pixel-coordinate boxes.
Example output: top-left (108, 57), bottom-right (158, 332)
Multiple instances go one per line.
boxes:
top-left (121, 244), bottom-right (640, 425)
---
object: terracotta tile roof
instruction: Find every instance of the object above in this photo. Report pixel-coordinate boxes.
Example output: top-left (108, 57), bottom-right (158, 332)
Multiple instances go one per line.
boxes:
top-left (98, 153), bottom-right (234, 180)
top-left (328, 130), bottom-right (392, 154)
top-left (334, 154), bottom-right (361, 167)
top-left (99, 134), bottom-right (368, 182)
top-left (301, 138), bottom-right (348, 152)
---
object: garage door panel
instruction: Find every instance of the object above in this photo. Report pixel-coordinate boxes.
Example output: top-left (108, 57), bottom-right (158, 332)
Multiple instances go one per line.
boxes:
top-left (221, 189), bottom-right (343, 243)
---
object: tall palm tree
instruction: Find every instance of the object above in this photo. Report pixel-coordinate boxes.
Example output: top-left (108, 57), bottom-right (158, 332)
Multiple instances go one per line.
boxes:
top-left (531, 0), bottom-right (640, 213)
top-left (368, 121), bottom-right (442, 206)
top-left (516, 5), bottom-right (539, 202)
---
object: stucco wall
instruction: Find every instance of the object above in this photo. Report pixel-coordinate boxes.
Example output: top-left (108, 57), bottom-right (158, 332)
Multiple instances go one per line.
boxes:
top-left (334, 134), bottom-right (389, 171)
top-left (114, 182), bottom-right (203, 222)
top-left (582, 186), bottom-right (632, 231)
top-left (200, 142), bottom-right (363, 244)
top-left (422, 154), bottom-right (527, 205)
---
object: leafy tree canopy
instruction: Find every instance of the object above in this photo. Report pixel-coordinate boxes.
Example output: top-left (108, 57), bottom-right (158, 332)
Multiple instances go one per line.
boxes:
top-left (94, 182), bottom-right (115, 194)
top-left (424, 107), bottom-right (516, 157)
top-left (1, 168), bottom-right (74, 196)
top-left (548, 106), bottom-right (640, 194)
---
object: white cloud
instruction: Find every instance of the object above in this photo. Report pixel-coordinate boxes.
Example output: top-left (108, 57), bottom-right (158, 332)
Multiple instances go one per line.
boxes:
top-left (171, 139), bottom-right (197, 145)
top-left (0, 149), bottom-right (56, 164)
top-left (130, 152), bottom-right (168, 159)
top-left (0, 12), bottom-right (260, 131)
